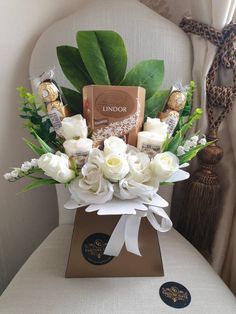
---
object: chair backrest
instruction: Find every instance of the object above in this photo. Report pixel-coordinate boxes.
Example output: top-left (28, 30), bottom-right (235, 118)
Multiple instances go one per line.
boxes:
top-left (30, 0), bottom-right (192, 225)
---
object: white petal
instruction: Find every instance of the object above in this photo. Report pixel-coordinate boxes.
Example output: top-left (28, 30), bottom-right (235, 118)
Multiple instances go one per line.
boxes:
top-left (166, 169), bottom-right (190, 182)
top-left (179, 163), bottom-right (189, 168)
top-left (64, 198), bottom-right (80, 209)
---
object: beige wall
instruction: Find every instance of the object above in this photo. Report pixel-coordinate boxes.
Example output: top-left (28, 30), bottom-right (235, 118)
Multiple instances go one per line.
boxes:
top-left (0, 0), bottom-right (85, 294)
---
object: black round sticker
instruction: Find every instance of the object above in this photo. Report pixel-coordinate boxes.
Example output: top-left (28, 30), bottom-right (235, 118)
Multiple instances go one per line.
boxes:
top-left (159, 281), bottom-right (191, 309)
top-left (82, 233), bottom-right (114, 265)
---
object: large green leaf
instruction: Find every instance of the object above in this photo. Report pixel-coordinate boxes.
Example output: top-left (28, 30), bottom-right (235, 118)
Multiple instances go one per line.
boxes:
top-left (120, 60), bottom-right (164, 99)
top-left (144, 90), bottom-right (169, 119)
top-left (76, 31), bottom-right (127, 85)
top-left (57, 46), bottom-right (93, 92)
top-left (61, 87), bottom-right (83, 115)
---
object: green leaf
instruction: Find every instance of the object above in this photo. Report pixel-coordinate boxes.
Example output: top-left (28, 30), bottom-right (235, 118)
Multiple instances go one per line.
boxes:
top-left (31, 129), bottom-right (54, 154)
top-left (23, 138), bottom-right (45, 156)
top-left (57, 46), bottom-right (93, 92)
top-left (120, 60), bottom-right (164, 99)
top-left (182, 80), bottom-right (195, 117)
top-left (145, 90), bottom-right (169, 119)
top-left (164, 108), bottom-right (203, 154)
top-left (61, 86), bottom-right (83, 115)
top-left (179, 142), bottom-right (212, 164)
top-left (21, 178), bottom-right (57, 193)
top-left (76, 30), bottom-right (127, 85)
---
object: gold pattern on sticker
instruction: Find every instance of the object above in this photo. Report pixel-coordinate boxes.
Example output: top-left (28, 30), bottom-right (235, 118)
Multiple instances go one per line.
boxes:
top-left (161, 286), bottom-right (189, 303)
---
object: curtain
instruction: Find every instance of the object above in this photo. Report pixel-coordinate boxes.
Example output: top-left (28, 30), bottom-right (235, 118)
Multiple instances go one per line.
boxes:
top-left (140, 0), bottom-right (236, 295)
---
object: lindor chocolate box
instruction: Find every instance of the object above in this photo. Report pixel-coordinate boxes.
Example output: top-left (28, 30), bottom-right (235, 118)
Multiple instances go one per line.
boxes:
top-left (65, 209), bottom-right (164, 278)
top-left (83, 85), bottom-right (146, 147)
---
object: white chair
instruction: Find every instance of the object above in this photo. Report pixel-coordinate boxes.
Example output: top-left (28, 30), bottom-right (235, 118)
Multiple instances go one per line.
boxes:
top-left (0, 1), bottom-right (235, 313)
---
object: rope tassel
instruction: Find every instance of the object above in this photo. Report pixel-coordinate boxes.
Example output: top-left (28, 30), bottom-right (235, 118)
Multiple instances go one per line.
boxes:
top-left (176, 131), bottom-right (223, 260)
top-left (174, 17), bottom-right (235, 261)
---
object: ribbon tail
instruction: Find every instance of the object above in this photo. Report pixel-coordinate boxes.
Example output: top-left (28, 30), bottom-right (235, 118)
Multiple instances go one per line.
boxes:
top-left (125, 213), bottom-right (143, 256)
top-left (104, 215), bottom-right (127, 256)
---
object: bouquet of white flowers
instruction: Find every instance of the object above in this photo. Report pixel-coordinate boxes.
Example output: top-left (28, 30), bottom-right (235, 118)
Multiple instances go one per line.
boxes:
top-left (4, 30), bottom-right (209, 259)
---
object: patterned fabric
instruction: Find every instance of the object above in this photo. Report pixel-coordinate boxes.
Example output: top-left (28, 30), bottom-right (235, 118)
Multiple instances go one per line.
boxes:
top-left (180, 17), bottom-right (236, 132)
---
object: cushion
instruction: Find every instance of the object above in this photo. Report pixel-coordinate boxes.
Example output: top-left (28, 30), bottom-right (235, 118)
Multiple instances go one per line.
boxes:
top-left (0, 225), bottom-right (235, 313)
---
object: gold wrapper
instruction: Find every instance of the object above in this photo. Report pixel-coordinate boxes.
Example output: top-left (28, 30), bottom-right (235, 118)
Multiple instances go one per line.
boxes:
top-left (47, 100), bottom-right (69, 119)
top-left (167, 91), bottom-right (186, 111)
top-left (38, 82), bottom-right (58, 102)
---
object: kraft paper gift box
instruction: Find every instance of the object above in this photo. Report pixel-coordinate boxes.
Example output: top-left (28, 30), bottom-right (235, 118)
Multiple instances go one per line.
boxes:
top-left (66, 209), bottom-right (164, 278)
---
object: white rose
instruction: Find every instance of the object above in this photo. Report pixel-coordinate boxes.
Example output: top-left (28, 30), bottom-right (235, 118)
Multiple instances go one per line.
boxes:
top-left (150, 152), bottom-right (179, 181)
top-left (61, 114), bottom-right (88, 140)
top-left (69, 152), bottom-right (113, 205)
top-left (63, 138), bottom-right (93, 157)
top-left (69, 176), bottom-right (113, 205)
top-left (114, 176), bottom-right (158, 201)
top-left (104, 136), bottom-right (127, 156)
top-left (144, 118), bottom-right (168, 138)
top-left (127, 149), bottom-right (151, 183)
top-left (38, 152), bottom-right (75, 183)
top-left (103, 153), bottom-right (129, 182)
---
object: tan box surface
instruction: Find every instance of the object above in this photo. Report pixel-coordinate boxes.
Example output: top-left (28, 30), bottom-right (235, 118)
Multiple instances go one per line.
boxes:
top-left (66, 209), bottom-right (164, 278)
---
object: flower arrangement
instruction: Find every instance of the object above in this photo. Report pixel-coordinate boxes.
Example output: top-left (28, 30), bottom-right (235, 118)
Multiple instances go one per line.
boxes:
top-left (4, 30), bottom-right (209, 257)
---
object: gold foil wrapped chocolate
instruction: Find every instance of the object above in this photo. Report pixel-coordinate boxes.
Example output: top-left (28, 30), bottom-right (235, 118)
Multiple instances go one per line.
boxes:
top-left (158, 84), bottom-right (187, 136)
top-left (167, 91), bottom-right (186, 111)
top-left (35, 71), bottom-right (71, 136)
top-left (38, 81), bottom-right (58, 102)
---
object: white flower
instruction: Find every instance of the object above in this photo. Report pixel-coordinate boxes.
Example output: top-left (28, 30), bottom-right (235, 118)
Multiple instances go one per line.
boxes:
top-left (177, 146), bottom-right (185, 156)
top-left (10, 169), bottom-right (20, 178)
top-left (150, 152), bottom-right (179, 181)
top-left (21, 161), bottom-right (32, 172)
top-left (114, 176), bottom-right (159, 201)
top-left (190, 135), bottom-right (199, 143)
top-left (143, 118), bottom-right (168, 134)
top-left (30, 159), bottom-right (38, 167)
top-left (199, 137), bottom-right (207, 145)
top-left (60, 114), bottom-right (88, 140)
top-left (144, 118), bottom-right (168, 138)
top-left (103, 136), bottom-right (127, 156)
top-left (183, 142), bottom-right (191, 152)
top-left (38, 152), bottom-right (75, 183)
top-left (4, 173), bottom-right (12, 180)
top-left (63, 138), bottom-right (93, 157)
top-left (103, 153), bottom-right (129, 182)
top-left (126, 148), bottom-right (151, 183)
top-left (68, 175), bottom-right (113, 205)
top-left (87, 148), bottom-right (105, 168)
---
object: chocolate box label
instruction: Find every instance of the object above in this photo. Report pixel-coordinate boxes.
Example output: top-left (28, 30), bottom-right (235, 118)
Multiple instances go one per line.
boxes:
top-left (83, 85), bottom-right (145, 147)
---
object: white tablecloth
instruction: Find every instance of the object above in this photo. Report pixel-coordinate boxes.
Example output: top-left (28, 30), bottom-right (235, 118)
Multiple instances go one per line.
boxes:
top-left (0, 225), bottom-right (235, 313)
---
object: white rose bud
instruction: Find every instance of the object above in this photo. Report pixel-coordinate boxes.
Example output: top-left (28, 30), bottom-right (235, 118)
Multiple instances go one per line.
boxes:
top-left (38, 152), bottom-right (75, 183)
top-left (150, 152), bottom-right (179, 181)
top-left (199, 138), bottom-right (207, 145)
top-left (4, 173), bottom-right (12, 180)
top-left (63, 138), bottom-right (93, 157)
top-left (103, 153), bottom-right (129, 182)
top-left (104, 136), bottom-right (127, 156)
top-left (144, 118), bottom-right (168, 137)
top-left (61, 114), bottom-right (88, 140)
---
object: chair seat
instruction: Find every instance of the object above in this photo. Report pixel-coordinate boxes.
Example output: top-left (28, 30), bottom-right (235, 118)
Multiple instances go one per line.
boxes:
top-left (0, 225), bottom-right (235, 313)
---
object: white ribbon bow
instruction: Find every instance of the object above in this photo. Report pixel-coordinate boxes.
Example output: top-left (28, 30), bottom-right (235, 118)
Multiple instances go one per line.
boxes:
top-left (104, 206), bottom-right (172, 256)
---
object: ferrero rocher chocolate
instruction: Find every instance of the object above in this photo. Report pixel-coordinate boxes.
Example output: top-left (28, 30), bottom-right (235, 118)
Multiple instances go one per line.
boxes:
top-left (36, 74), bottom-right (71, 136)
top-left (47, 100), bottom-right (69, 119)
top-left (83, 85), bottom-right (146, 147)
top-left (167, 91), bottom-right (186, 111)
top-left (158, 85), bottom-right (187, 136)
top-left (38, 81), bottom-right (58, 102)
